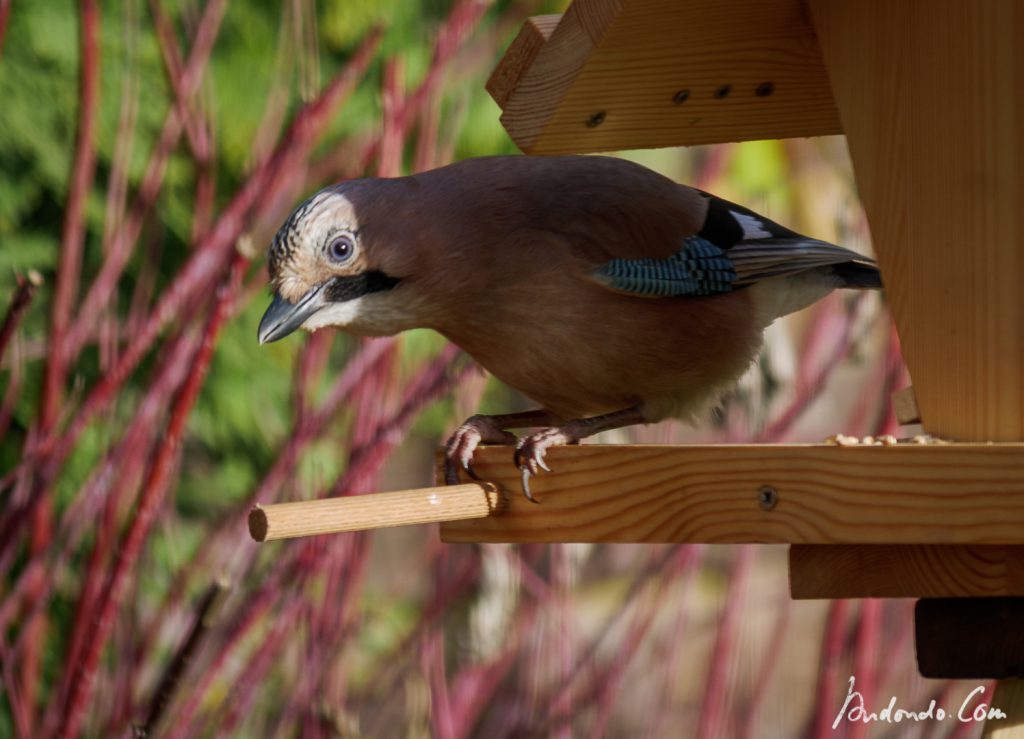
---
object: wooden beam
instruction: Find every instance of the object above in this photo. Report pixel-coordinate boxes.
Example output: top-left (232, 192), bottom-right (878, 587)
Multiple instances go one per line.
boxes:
top-left (439, 443), bottom-right (1024, 543)
top-left (789, 545), bottom-right (1024, 599)
top-left (808, 0), bottom-right (1024, 441)
top-left (916, 599), bottom-right (1024, 679)
top-left (492, 0), bottom-right (841, 154)
top-left (486, 15), bottom-right (559, 109)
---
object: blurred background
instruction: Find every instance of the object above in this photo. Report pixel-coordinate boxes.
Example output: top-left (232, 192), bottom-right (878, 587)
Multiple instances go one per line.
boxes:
top-left (0, 0), bottom-right (990, 736)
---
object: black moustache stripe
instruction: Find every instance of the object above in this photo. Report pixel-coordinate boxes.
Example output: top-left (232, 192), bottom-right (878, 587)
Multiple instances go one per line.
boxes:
top-left (324, 271), bottom-right (401, 303)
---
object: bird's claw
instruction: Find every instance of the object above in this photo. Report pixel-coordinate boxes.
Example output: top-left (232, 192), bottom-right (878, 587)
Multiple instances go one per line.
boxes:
top-left (513, 427), bottom-right (576, 502)
top-left (446, 417), bottom-right (580, 501)
top-left (463, 460), bottom-right (483, 481)
top-left (443, 415), bottom-right (517, 485)
top-left (520, 467), bottom-right (538, 503)
top-left (443, 459), bottom-right (460, 485)
top-left (443, 456), bottom-right (481, 485)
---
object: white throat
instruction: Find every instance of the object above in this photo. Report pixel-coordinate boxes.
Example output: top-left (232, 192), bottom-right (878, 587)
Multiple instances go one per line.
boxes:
top-left (302, 297), bottom-right (366, 332)
top-left (301, 292), bottom-right (421, 337)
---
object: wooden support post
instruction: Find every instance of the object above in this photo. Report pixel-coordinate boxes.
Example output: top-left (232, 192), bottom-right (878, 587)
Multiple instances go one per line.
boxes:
top-left (808, 4), bottom-right (1024, 717)
top-left (808, 0), bottom-right (1024, 441)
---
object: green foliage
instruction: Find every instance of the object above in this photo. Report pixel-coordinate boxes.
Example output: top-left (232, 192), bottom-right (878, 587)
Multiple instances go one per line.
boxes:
top-left (204, 3), bottom-right (281, 173)
top-left (0, 0), bottom-right (512, 447)
top-left (0, 4), bottom-right (77, 210)
top-left (726, 139), bottom-right (793, 219)
top-left (192, 296), bottom-right (296, 453)
top-left (728, 139), bottom-right (787, 194)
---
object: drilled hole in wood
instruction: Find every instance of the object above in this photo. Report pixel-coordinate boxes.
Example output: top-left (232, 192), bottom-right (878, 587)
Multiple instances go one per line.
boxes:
top-left (585, 111), bottom-right (606, 127)
top-left (672, 89), bottom-right (690, 104)
top-left (756, 81), bottom-right (775, 97)
top-left (758, 485), bottom-right (778, 511)
top-left (713, 84), bottom-right (732, 99)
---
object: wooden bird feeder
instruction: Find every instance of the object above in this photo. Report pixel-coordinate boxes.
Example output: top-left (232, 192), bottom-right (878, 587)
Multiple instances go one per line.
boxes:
top-left (252, 0), bottom-right (1024, 728)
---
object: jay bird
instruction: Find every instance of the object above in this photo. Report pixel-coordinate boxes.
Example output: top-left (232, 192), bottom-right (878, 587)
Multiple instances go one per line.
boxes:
top-left (258, 155), bottom-right (881, 499)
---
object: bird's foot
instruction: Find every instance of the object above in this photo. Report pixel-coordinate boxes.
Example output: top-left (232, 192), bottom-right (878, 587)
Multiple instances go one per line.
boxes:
top-left (443, 414), bottom-right (518, 484)
top-left (513, 426), bottom-right (582, 503)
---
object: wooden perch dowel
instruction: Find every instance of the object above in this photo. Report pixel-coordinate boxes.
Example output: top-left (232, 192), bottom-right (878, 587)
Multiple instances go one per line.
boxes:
top-left (248, 483), bottom-right (504, 542)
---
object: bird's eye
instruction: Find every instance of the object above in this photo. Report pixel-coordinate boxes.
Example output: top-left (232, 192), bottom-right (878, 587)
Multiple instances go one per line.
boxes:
top-left (328, 234), bottom-right (355, 263)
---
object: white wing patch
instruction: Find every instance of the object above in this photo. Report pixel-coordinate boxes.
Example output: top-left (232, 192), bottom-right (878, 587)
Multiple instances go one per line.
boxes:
top-left (730, 210), bottom-right (773, 240)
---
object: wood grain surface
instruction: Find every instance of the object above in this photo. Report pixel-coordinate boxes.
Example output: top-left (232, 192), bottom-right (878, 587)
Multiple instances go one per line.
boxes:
top-left (486, 14), bottom-right (559, 108)
top-left (790, 545), bottom-right (1024, 599)
top-left (494, 0), bottom-right (841, 153)
top-left (250, 483), bottom-right (502, 541)
top-left (439, 443), bottom-right (1024, 543)
top-left (809, 0), bottom-right (1024, 441)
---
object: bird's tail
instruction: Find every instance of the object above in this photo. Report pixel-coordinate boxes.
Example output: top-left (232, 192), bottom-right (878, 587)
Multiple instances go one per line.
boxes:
top-left (832, 261), bottom-right (883, 290)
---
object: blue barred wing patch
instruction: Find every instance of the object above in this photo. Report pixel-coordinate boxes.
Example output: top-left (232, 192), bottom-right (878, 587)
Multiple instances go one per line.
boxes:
top-left (593, 236), bottom-right (737, 297)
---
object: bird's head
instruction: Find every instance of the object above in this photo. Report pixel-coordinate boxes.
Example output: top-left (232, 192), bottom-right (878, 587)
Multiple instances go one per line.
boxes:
top-left (258, 182), bottom-right (424, 343)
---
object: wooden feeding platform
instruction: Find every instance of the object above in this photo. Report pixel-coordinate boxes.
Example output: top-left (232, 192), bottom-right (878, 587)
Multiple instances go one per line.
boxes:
top-left (251, 0), bottom-right (1024, 727)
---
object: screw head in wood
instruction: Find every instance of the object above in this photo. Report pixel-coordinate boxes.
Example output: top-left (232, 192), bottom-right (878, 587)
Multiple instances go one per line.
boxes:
top-left (713, 84), bottom-right (732, 99)
top-left (673, 89), bottom-right (690, 104)
top-left (586, 111), bottom-right (606, 127)
top-left (755, 81), bottom-right (775, 97)
top-left (758, 485), bottom-right (778, 511)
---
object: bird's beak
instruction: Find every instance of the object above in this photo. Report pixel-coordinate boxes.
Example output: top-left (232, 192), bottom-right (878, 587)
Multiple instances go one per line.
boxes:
top-left (258, 284), bottom-right (327, 344)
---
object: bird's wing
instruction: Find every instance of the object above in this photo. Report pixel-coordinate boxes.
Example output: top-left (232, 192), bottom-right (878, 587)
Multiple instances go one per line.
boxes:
top-left (588, 192), bottom-right (875, 298)
top-left (726, 238), bottom-right (875, 285)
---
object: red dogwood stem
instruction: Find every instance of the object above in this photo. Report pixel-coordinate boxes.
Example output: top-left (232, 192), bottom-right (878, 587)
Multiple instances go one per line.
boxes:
top-left (57, 256), bottom-right (244, 739)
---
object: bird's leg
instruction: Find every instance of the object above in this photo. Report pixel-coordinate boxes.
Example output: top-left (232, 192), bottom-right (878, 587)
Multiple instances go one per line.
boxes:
top-left (514, 406), bottom-right (647, 501)
top-left (444, 409), bottom-right (562, 485)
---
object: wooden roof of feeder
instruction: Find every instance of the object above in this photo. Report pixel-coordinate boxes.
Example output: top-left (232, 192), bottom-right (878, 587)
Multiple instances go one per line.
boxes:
top-left (487, 0), bottom-right (842, 154)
